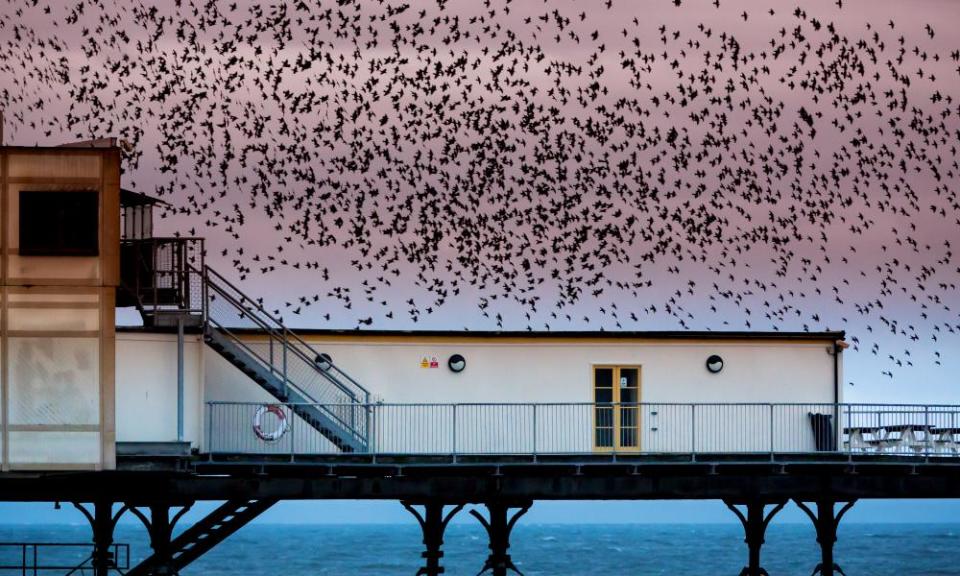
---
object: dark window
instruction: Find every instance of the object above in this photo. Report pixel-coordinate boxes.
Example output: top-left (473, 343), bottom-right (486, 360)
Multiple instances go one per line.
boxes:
top-left (19, 191), bottom-right (99, 256)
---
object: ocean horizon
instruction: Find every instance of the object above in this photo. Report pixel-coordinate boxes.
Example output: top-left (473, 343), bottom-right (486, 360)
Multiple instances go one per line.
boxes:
top-left (1, 522), bottom-right (957, 575)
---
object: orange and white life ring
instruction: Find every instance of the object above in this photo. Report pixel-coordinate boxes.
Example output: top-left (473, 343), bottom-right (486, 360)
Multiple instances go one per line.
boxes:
top-left (253, 404), bottom-right (288, 442)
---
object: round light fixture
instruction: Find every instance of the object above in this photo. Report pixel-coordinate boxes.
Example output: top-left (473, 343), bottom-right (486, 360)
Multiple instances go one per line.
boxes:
top-left (315, 353), bottom-right (333, 371)
top-left (448, 354), bottom-right (466, 373)
top-left (706, 354), bottom-right (724, 374)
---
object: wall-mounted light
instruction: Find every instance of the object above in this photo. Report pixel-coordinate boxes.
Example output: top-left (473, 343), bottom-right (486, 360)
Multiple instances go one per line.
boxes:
top-left (448, 354), bottom-right (466, 373)
top-left (705, 354), bottom-right (724, 374)
top-left (315, 353), bottom-right (333, 371)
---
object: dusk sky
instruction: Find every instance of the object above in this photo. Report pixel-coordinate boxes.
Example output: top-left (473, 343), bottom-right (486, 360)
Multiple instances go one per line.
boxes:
top-left (2, 0), bottom-right (960, 535)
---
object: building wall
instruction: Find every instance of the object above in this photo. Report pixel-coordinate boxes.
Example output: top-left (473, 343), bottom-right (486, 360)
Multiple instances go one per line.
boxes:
top-left (0, 147), bottom-right (119, 470)
top-left (263, 336), bottom-right (838, 404)
top-left (197, 334), bottom-right (842, 454)
top-left (115, 332), bottom-right (204, 446)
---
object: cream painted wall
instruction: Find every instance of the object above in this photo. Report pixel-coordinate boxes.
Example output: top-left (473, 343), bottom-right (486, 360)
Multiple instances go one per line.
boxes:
top-left (269, 337), bottom-right (840, 405)
top-left (202, 335), bottom-right (842, 454)
top-left (115, 332), bottom-right (204, 446)
top-left (114, 333), bottom-right (843, 454)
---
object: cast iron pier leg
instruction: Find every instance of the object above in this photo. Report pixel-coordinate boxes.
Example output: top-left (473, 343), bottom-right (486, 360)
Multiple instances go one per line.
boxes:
top-left (149, 505), bottom-right (175, 575)
top-left (73, 501), bottom-right (123, 576)
top-left (725, 500), bottom-right (786, 576)
top-left (470, 501), bottom-right (532, 576)
top-left (794, 499), bottom-right (857, 576)
top-left (126, 503), bottom-right (193, 576)
top-left (402, 501), bottom-right (465, 576)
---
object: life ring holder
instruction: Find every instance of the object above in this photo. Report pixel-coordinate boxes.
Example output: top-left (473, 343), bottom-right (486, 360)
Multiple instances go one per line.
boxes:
top-left (253, 404), bottom-right (289, 442)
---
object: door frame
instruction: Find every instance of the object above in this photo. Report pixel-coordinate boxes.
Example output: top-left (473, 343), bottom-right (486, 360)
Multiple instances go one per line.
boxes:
top-left (591, 364), bottom-right (642, 452)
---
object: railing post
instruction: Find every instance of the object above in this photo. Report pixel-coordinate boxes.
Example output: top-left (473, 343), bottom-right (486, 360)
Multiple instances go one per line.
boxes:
top-left (924, 405), bottom-right (930, 459)
top-left (612, 402), bottom-right (618, 459)
top-left (206, 402), bottom-right (213, 459)
top-left (846, 404), bottom-right (853, 460)
top-left (452, 404), bottom-right (458, 460)
top-left (769, 404), bottom-right (775, 461)
top-left (532, 404), bottom-right (538, 458)
top-left (269, 337), bottom-right (275, 377)
top-left (365, 394), bottom-right (372, 454)
top-left (200, 265), bottom-right (207, 325)
top-left (282, 328), bottom-right (289, 397)
top-left (691, 404), bottom-right (697, 459)
top-left (289, 403), bottom-right (296, 462)
top-left (370, 403), bottom-right (377, 457)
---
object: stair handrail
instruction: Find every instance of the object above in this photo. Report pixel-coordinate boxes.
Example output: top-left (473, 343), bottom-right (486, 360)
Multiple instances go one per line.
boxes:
top-left (198, 264), bottom-right (371, 403)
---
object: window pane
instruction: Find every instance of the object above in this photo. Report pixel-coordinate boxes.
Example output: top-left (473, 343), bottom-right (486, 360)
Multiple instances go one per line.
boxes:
top-left (595, 388), bottom-right (613, 403)
top-left (595, 367), bottom-right (613, 389)
top-left (620, 368), bottom-right (638, 389)
top-left (620, 428), bottom-right (637, 448)
top-left (620, 387), bottom-right (637, 403)
top-left (20, 191), bottom-right (99, 256)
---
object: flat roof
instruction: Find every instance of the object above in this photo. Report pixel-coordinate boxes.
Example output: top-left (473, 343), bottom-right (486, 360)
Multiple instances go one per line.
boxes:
top-left (116, 325), bottom-right (844, 341)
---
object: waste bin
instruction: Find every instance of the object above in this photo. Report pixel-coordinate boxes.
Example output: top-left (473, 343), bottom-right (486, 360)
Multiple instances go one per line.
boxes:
top-left (808, 412), bottom-right (837, 452)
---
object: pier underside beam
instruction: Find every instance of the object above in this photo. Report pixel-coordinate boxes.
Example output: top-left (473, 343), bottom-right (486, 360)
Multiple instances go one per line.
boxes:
top-left (724, 499), bottom-right (786, 576)
top-left (470, 501), bottom-right (532, 576)
top-left (402, 501), bottom-right (465, 576)
top-left (794, 499), bottom-right (857, 576)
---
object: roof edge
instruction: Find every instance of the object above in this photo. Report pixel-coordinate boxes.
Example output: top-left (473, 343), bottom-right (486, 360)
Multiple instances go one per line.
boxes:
top-left (116, 325), bottom-right (845, 341)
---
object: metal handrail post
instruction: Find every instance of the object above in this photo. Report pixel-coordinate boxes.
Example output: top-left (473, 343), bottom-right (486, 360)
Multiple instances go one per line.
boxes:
top-left (289, 404), bottom-right (295, 462)
top-left (201, 265), bottom-right (210, 327)
top-left (925, 405), bottom-right (931, 459)
top-left (452, 404), bottom-right (458, 460)
top-left (532, 404), bottom-right (538, 458)
top-left (846, 404), bottom-right (853, 461)
top-left (364, 394), bottom-right (372, 452)
top-left (206, 402), bottom-right (213, 459)
top-left (769, 404), bottom-right (774, 461)
top-left (282, 328), bottom-right (289, 397)
top-left (370, 403), bottom-right (377, 457)
top-left (691, 404), bottom-right (696, 460)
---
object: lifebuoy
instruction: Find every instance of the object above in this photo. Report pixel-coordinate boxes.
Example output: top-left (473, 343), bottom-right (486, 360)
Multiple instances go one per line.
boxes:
top-left (253, 404), bottom-right (289, 442)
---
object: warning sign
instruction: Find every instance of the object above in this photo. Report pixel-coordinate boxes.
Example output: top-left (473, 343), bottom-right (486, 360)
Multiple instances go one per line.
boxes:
top-left (420, 356), bottom-right (440, 369)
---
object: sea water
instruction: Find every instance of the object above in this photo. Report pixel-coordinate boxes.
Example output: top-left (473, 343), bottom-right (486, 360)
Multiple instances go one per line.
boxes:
top-left (0, 523), bottom-right (956, 575)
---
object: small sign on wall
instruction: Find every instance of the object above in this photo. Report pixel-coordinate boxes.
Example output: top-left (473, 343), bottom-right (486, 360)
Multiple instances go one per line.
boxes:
top-left (420, 356), bottom-right (440, 369)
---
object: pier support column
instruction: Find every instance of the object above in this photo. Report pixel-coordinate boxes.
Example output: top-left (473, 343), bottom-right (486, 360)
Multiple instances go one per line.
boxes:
top-left (402, 501), bottom-right (465, 576)
top-left (724, 500), bottom-right (786, 576)
top-left (470, 501), bottom-right (532, 576)
top-left (73, 501), bottom-right (124, 576)
top-left (127, 503), bottom-right (193, 575)
top-left (794, 499), bottom-right (857, 576)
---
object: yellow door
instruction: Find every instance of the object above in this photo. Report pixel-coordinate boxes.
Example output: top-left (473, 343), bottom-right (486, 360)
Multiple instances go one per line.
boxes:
top-left (593, 366), bottom-right (641, 452)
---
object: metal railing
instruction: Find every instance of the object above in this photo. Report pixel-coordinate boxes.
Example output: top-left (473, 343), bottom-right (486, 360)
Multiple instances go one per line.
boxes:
top-left (0, 542), bottom-right (129, 574)
top-left (119, 237), bottom-right (205, 316)
top-left (205, 402), bottom-right (960, 459)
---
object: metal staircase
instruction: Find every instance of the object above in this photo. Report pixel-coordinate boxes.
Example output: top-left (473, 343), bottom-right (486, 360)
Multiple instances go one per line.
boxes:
top-left (200, 265), bottom-right (371, 452)
top-left (125, 499), bottom-right (277, 576)
top-left (120, 236), bottom-right (371, 453)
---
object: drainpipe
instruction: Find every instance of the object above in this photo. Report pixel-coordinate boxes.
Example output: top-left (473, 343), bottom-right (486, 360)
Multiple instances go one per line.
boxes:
top-left (832, 341), bottom-right (839, 406)
top-left (177, 316), bottom-right (184, 442)
top-left (832, 338), bottom-right (848, 452)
